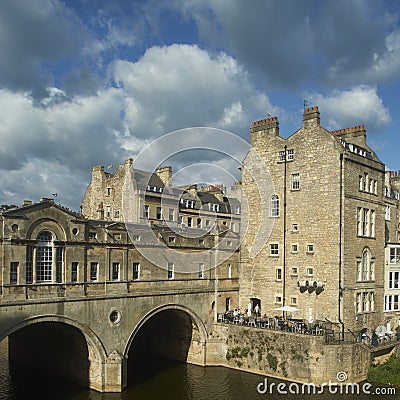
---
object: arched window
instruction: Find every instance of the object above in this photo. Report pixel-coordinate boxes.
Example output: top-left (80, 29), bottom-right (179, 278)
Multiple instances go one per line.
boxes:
top-left (362, 248), bottom-right (370, 281)
top-left (36, 230), bottom-right (53, 282)
top-left (270, 194), bottom-right (279, 217)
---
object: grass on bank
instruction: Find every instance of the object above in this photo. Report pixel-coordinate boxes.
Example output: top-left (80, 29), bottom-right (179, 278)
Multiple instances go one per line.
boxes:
top-left (368, 356), bottom-right (400, 387)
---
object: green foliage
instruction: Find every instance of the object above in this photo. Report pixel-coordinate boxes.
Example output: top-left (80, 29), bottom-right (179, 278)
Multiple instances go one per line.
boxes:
top-left (368, 356), bottom-right (400, 387)
top-left (226, 346), bottom-right (251, 362)
top-left (266, 353), bottom-right (278, 371)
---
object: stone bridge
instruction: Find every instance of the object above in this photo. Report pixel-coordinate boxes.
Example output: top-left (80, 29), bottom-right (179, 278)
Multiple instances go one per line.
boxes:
top-left (0, 280), bottom-right (236, 392)
top-left (0, 200), bottom-right (239, 392)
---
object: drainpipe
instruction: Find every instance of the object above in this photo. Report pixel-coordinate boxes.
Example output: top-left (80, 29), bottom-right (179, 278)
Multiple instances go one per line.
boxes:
top-left (282, 145), bottom-right (287, 318)
top-left (338, 153), bottom-right (345, 340)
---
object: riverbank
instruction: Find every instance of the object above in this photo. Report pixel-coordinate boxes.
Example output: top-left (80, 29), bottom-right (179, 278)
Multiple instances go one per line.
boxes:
top-left (368, 356), bottom-right (400, 387)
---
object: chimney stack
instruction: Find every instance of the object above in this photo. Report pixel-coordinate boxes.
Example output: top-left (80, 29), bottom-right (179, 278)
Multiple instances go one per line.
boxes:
top-left (156, 166), bottom-right (172, 188)
top-left (250, 116), bottom-right (279, 147)
top-left (303, 106), bottom-right (320, 127)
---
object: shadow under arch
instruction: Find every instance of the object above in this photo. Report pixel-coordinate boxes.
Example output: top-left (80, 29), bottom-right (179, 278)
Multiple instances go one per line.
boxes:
top-left (124, 304), bottom-right (208, 387)
top-left (1, 315), bottom-right (107, 392)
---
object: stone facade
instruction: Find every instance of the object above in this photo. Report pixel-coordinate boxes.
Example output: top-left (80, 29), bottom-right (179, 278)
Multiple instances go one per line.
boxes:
top-left (239, 106), bottom-right (399, 337)
top-left (383, 171), bottom-right (400, 333)
top-left (81, 158), bottom-right (241, 235)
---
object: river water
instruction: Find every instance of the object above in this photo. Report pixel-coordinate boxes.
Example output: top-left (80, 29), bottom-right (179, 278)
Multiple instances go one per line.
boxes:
top-left (0, 339), bottom-right (397, 400)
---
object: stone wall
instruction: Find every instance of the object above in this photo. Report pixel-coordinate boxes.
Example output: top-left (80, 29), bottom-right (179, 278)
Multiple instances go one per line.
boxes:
top-left (207, 323), bottom-right (371, 385)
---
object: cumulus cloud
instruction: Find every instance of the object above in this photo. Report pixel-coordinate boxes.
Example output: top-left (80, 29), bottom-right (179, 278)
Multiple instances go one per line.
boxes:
top-left (306, 85), bottom-right (391, 133)
top-left (0, 44), bottom-right (279, 210)
top-left (112, 44), bottom-right (277, 139)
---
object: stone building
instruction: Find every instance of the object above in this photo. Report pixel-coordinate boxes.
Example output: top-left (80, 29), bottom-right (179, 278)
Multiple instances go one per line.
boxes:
top-left (383, 170), bottom-right (400, 333)
top-left (240, 106), bottom-right (399, 338)
top-left (0, 197), bottom-right (239, 313)
top-left (81, 158), bottom-right (241, 234)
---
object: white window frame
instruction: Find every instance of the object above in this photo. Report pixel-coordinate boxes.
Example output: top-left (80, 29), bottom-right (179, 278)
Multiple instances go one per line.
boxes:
top-left (112, 262), bottom-right (120, 281)
top-left (133, 262), bottom-right (140, 280)
top-left (270, 243), bottom-right (279, 257)
top-left (291, 173), bottom-right (300, 191)
top-left (270, 194), bottom-right (279, 217)
top-left (167, 262), bottom-right (174, 279)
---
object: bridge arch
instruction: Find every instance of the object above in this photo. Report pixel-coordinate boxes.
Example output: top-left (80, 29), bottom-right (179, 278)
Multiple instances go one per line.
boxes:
top-left (124, 304), bottom-right (208, 384)
top-left (124, 303), bottom-right (208, 357)
top-left (0, 314), bottom-right (107, 392)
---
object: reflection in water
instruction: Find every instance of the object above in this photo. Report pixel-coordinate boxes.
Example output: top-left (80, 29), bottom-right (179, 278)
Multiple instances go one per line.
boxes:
top-left (0, 339), bottom-right (397, 400)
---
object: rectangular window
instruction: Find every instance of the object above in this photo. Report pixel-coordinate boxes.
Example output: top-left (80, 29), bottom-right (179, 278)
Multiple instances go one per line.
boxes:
top-left (114, 209), bottom-right (120, 219)
top-left (363, 173), bottom-right (368, 192)
top-left (389, 271), bottom-right (400, 289)
top-left (156, 207), bottom-right (162, 220)
top-left (369, 179), bottom-right (374, 193)
top-left (71, 262), bottom-right (78, 282)
top-left (90, 262), bottom-right (98, 282)
top-left (112, 262), bottom-right (120, 281)
top-left (359, 175), bottom-right (363, 191)
top-left (362, 208), bottom-right (369, 236)
top-left (291, 244), bottom-right (298, 253)
top-left (106, 206), bottom-right (111, 218)
top-left (89, 231), bottom-right (97, 239)
top-left (187, 217), bottom-right (193, 227)
top-left (197, 218), bottom-right (202, 228)
top-left (169, 208), bottom-right (175, 222)
top-left (374, 180), bottom-right (377, 195)
top-left (370, 292), bottom-right (375, 311)
top-left (227, 263), bottom-right (232, 278)
top-left (132, 235), bottom-right (141, 241)
top-left (292, 224), bottom-right (299, 233)
top-left (357, 207), bottom-right (362, 236)
top-left (168, 262), bottom-right (174, 279)
top-left (291, 173), bottom-right (300, 190)
top-left (276, 268), bottom-right (282, 281)
top-left (307, 244), bottom-right (314, 253)
top-left (384, 294), bottom-right (400, 311)
top-left (270, 243), bottom-right (279, 256)
top-left (10, 262), bottom-right (18, 284)
top-left (26, 246), bottom-right (33, 284)
top-left (168, 236), bottom-right (176, 243)
top-left (370, 210), bottom-right (375, 237)
top-left (362, 292), bottom-right (368, 312)
top-left (356, 293), bottom-right (361, 313)
top-left (56, 248), bottom-right (63, 283)
top-left (291, 297), bottom-right (297, 306)
top-left (356, 260), bottom-right (362, 282)
top-left (225, 297), bottom-right (231, 312)
top-left (278, 151), bottom-right (285, 162)
top-left (107, 187), bottom-right (111, 196)
top-left (133, 262), bottom-right (140, 281)
top-left (235, 206), bottom-right (241, 214)
top-left (275, 295), bottom-right (282, 304)
top-left (199, 263), bottom-right (205, 279)
top-left (287, 149), bottom-right (294, 161)
top-left (143, 205), bottom-right (149, 219)
top-left (370, 261), bottom-right (375, 281)
top-left (390, 248), bottom-right (400, 264)
top-left (307, 267), bottom-right (314, 276)
top-left (291, 267), bottom-right (298, 276)
top-left (385, 205), bottom-right (391, 221)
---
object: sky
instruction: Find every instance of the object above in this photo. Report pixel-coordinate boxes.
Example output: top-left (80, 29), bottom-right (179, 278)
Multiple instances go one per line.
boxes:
top-left (1, 0), bottom-right (400, 212)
